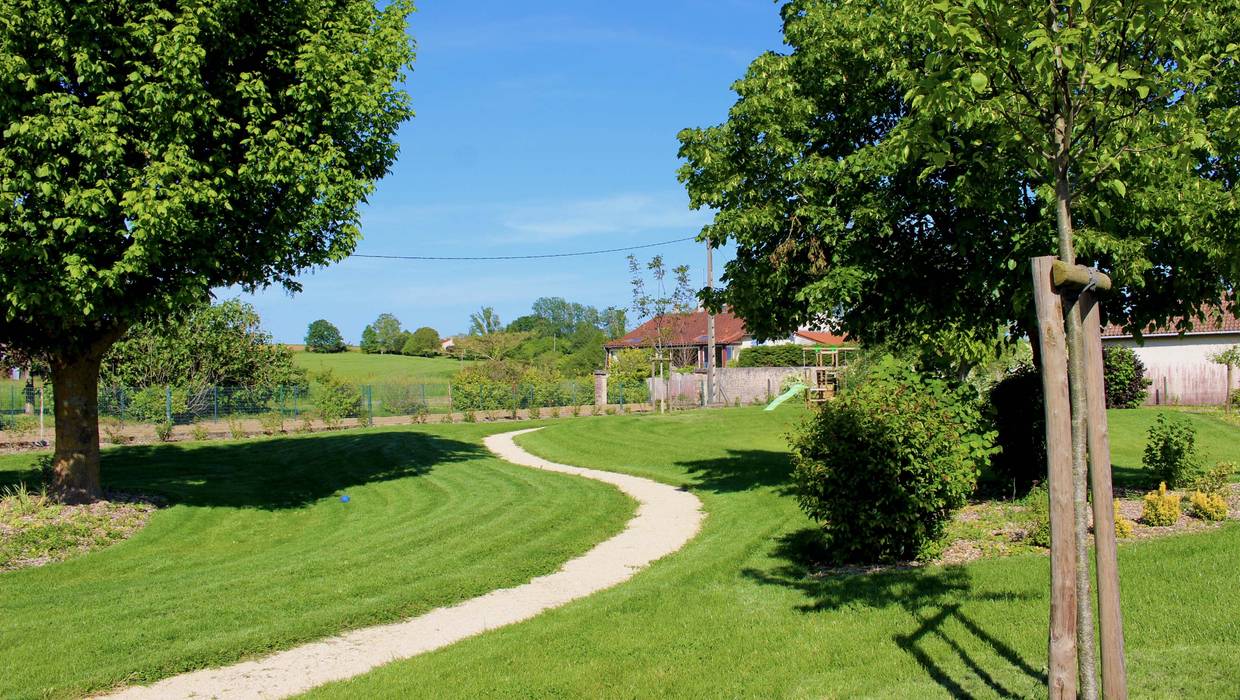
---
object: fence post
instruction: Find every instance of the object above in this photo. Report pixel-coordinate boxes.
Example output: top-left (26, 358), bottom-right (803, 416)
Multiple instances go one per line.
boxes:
top-left (293, 386), bottom-right (299, 418)
top-left (213, 386), bottom-right (219, 422)
top-left (165, 385), bottom-right (172, 423)
top-left (367, 385), bottom-right (373, 414)
top-left (421, 383), bottom-right (427, 412)
top-left (619, 382), bottom-right (624, 410)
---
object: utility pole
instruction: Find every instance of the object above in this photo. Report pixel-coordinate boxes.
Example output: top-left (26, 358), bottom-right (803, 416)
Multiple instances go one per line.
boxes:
top-left (706, 244), bottom-right (715, 407)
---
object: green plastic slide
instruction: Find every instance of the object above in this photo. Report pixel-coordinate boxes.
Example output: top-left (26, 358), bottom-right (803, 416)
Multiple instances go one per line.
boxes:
top-left (764, 382), bottom-right (806, 411)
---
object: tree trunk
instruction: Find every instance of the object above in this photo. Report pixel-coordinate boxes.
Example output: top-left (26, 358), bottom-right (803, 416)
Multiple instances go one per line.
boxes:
top-left (49, 348), bottom-right (106, 503)
top-left (1054, 111), bottom-right (1099, 700)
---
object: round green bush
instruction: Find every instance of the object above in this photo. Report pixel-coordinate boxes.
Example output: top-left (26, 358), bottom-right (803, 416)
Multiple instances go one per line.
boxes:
top-left (987, 364), bottom-right (1046, 495)
top-left (1103, 346), bottom-right (1149, 408)
top-left (790, 357), bottom-right (997, 564)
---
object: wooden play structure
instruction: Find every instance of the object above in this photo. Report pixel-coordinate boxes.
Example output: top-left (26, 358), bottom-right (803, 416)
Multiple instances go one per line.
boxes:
top-left (803, 346), bottom-right (856, 404)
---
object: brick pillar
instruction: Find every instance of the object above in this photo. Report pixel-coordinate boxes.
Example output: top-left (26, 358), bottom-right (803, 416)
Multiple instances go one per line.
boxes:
top-left (594, 370), bottom-right (608, 406)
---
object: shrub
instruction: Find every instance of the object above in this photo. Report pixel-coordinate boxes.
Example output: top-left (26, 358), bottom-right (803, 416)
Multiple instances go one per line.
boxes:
top-left (529, 405), bottom-right (540, 420)
top-left (790, 356), bottom-right (997, 563)
top-left (2, 414), bottom-right (37, 440)
top-left (312, 370), bottom-right (360, 427)
top-left (549, 406), bottom-right (560, 418)
top-left (1231, 388), bottom-right (1240, 408)
top-left (1142, 483), bottom-right (1181, 526)
top-left (295, 416), bottom-right (314, 433)
top-left (100, 418), bottom-right (132, 446)
top-left (987, 364), bottom-right (1046, 495)
top-left (1103, 346), bottom-right (1149, 408)
top-left (733, 344), bottom-right (812, 367)
top-left (1023, 484), bottom-right (1051, 547)
top-left (376, 381), bottom-right (429, 416)
top-left (190, 422), bottom-right (210, 441)
top-left (463, 410), bottom-right (476, 423)
top-left (1187, 491), bottom-right (1228, 522)
top-left (1114, 500), bottom-right (1134, 538)
top-left (154, 421), bottom-right (174, 442)
top-left (258, 412), bottom-right (284, 435)
top-left (1194, 461), bottom-right (1235, 496)
top-left (227, 416), bottom-right (247, 440)
top-left (1143, 414), bottom-right (1202, 488)
top-left (356, 411), bottom-right (373, 428)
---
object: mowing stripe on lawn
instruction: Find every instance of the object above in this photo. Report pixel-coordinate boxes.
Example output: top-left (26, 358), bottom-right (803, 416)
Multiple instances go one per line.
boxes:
top-left (101, 428), bottom-right (704, 700)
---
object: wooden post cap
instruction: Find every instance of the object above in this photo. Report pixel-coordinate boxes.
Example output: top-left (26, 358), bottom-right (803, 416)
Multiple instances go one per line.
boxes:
top-left (1051, 260), bottom-right (1113, 291)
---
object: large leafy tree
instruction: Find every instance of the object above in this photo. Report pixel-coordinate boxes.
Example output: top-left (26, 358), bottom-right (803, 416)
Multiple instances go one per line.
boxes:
top-left (304, 319), bottom-right (346, 353)
top-left (680, 1), bottom-right (1238, 695)
top-left (678, 0), bottom-right (1238, 358)
top-left (365, 313), bottom-right (403, 354)
top-left (0, 1), bottom-right (415, 500)
top-left (402, 325), bottom-right (439, 356)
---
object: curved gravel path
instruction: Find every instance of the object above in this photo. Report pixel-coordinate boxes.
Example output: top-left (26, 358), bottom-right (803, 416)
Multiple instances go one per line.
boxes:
top-left (102, 427), bottom-right (704, 699)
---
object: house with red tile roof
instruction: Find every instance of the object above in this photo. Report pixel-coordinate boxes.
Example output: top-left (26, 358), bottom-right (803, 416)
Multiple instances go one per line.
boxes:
top-left (1101, 306), bottom-right (1240, 405)
top-left (604, 309), bottom-right (852, 369)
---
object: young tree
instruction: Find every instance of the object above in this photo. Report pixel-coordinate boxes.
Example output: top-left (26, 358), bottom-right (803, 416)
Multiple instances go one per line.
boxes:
top-left (469, 307), bottom-right (504, 336)
top-left (1211, 345), bottom-right (1240, 415)
top-left (680, 1), bottom-right (1238, 695)
top-left (627, 255), bottom-right (694, 413)
top-left (304, 320), bottom-right (347, 354)
top-left (402, 326), bottom-right (440, 356)
top-left (359, 325), bottom-right (381, 355)
top-left (0, 1), bottom-right (415, 501)
top-left (456, 331), bottom-right (531, 363)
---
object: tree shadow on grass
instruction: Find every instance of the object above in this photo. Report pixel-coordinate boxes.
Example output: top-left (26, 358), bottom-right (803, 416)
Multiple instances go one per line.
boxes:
top-left (675, 449), bottom-right (795, 493)
top-left (97, 430), bottom-right (486, 510)
top-left (743, 529), bottom-right (1045, 699)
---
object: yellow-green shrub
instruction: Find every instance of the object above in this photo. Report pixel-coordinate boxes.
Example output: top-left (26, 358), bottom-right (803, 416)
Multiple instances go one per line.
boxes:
top-left (1114, 500), bottom-right (1134, 538)
top-left (1142, 483), bottom-right (1180, 526)
top-left (1187, 491), bottom-right (1228, 522)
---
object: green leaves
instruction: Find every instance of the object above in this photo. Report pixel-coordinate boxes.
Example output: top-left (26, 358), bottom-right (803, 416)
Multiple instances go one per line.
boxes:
top-left (0, 0), bottom-right (416, 358)
top-left (678, 0), bottom-right (1240, 352)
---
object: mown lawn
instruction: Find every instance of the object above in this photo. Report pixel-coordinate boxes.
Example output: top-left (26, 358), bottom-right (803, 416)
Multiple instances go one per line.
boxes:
top-left (307, 406), bottom-right (1240, 699)
top-left (292, 350), bottom-right (469, 384)
top-left (0, 424), bottom-right (633, 699)
top-left (1107, 408), bottom-right (1240, 486)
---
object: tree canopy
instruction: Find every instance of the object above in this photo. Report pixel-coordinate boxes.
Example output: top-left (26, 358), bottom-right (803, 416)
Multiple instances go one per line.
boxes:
top-left (0, 0), bottom-right (415, 500)
top-left (304, 319), bottom-right (346, 353)
top-left (362, 313), bottom-right (404, 354)
top-left (402, 326), bottom-right (440, 356)
top-left (678, 0), bottom-right (1239, 358)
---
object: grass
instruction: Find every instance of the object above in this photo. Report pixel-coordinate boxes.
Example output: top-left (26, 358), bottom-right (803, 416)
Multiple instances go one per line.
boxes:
top-left (1107, 408), bottom-right (1240, 486)
top-left (0, 424), bottom-right (633, 699)
top-left (306, 406), bottom-right (1240, 699)
top-left (292, 351), bottom-right (468, 384)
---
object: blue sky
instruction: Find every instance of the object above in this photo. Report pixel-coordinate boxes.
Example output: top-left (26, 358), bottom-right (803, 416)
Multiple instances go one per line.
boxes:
top-left (236, 1), bottom-right (786, 343)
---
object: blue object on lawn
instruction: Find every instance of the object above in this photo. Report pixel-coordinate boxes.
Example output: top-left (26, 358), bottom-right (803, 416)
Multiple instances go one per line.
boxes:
top-left (340, 495), bottom-right (350, 503)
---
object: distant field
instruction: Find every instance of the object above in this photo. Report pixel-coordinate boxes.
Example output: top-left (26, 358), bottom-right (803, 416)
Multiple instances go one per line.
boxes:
top-left (292, 351), bottom-right (468, 384)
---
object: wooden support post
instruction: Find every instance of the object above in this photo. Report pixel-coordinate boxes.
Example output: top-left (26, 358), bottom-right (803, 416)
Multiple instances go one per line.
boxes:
top-left (1080, 291), bottom-right (1128, 699)
top-left (1032, 256), bottom-right (1079, 699)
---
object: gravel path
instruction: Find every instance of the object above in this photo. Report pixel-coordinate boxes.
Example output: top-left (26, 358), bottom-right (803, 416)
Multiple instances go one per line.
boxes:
top-left (101, 427), bottom-right (704, 699)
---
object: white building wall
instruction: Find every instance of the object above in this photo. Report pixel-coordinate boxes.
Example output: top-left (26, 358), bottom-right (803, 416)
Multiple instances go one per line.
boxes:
top-left (1104, 333), bottom-right (1240, 405)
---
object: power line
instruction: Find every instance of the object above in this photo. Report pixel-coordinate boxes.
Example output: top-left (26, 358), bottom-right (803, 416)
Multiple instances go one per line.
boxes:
top-left (349, 236), bottom-right (697, 261)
